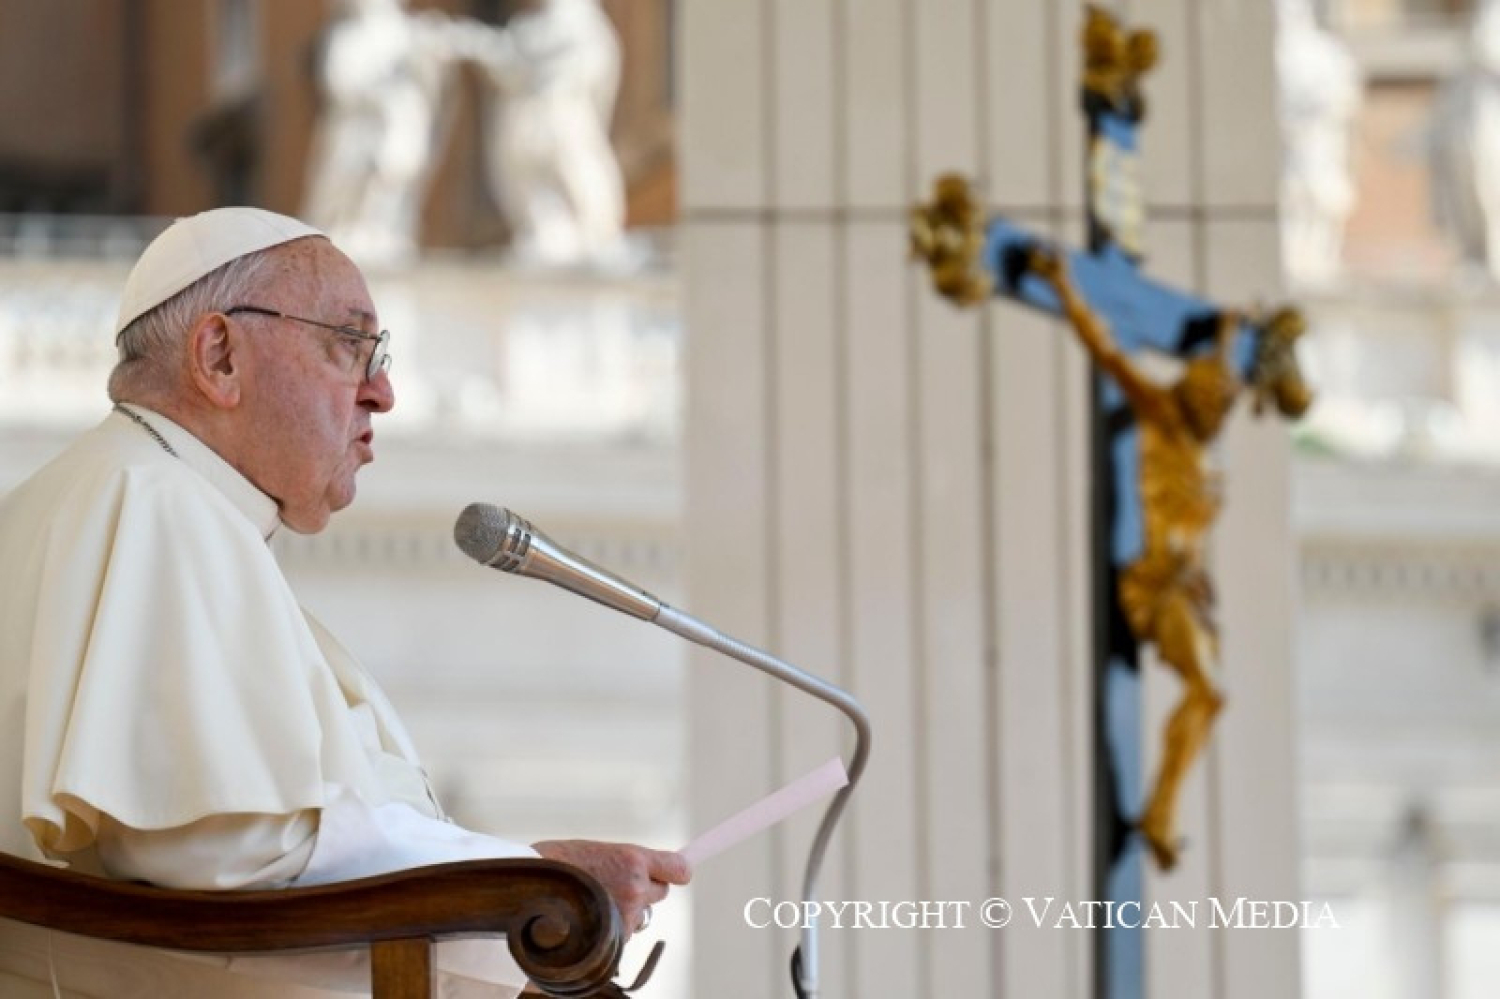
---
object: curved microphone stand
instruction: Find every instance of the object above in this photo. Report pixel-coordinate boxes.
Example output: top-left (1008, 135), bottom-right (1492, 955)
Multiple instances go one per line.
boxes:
top-left (453, 505), bottom-right (872, 999)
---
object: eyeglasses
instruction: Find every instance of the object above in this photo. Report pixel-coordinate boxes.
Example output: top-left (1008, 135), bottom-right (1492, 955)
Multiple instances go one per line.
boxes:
top-left (225, 305), bottom-right (392, 382)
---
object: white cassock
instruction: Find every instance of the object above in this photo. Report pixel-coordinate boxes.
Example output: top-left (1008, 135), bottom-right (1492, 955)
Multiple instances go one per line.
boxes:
top-left (0, 406), bottom-right (535, 997)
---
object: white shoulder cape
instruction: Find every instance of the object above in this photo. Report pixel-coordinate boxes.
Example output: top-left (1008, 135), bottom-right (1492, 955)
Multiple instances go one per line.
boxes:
top-left (0, 412), bottom-right (388, 855)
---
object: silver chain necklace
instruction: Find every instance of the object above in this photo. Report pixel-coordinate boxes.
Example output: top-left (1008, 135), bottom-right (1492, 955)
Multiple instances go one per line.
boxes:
top-left (113, 403), bottom-right (179, 458)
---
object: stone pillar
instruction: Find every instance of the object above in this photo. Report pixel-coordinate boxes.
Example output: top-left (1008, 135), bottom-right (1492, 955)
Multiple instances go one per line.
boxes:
top-left (678, 2), bottom-right (1300, 996)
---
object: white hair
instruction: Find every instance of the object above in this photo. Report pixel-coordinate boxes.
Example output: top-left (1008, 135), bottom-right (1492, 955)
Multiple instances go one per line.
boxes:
top-left (107, 247), bottom-right (279, 402)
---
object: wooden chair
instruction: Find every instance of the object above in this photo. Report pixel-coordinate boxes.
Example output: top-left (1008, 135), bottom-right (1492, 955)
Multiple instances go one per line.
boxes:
top-left (0, 851), bottom-right (631, 998)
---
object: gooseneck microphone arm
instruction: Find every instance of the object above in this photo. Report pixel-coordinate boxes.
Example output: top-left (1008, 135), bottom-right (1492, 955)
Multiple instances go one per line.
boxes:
top-left (652, 606), bottom-right (869, 999)
top-left (454, 504), bottom-right (871, 999)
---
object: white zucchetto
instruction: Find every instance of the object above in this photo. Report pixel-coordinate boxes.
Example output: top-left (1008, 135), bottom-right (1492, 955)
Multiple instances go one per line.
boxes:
top-left (114, 206), bottom-right (324, 336)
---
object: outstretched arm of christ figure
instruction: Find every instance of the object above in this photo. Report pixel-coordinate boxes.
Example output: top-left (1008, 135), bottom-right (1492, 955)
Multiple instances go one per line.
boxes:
top-left (1026, 247), bottom-right (1169, 422)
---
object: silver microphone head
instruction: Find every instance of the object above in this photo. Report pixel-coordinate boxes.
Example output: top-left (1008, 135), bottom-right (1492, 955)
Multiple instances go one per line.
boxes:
top-left (454, 502), bottom-right (662, 620)
top-left (453, 502), bottom-right (533, 572)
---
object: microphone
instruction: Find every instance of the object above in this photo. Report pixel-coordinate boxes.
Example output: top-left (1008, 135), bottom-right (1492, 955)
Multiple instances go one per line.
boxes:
top-left (454, 502), bottom-right (872, 999)
top-left (454, 503), bottom-right (662, 621)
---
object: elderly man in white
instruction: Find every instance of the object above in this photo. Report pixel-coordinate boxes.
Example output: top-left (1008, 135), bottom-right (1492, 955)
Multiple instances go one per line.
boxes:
top-left (0, 207), bottom-right (688, 998)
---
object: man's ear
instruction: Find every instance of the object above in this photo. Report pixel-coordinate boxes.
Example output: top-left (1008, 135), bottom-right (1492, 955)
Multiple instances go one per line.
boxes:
top-left (186, 311), bottom-right (242, 408)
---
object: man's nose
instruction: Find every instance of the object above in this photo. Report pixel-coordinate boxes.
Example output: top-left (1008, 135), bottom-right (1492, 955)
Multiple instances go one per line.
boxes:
top-left (360, 367), bottom-right (396, 413)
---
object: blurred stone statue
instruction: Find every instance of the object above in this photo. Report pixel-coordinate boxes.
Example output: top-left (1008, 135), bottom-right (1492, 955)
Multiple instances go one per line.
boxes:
top-left (303, 0), bottom-right (630, 270)
top-left (302, 0), bottom-right (471, 268)
top-left (1276, 0), bottom-right (1361, 286)
top-left (1431, 0), bottom-right (1500, 282)
top-left (473, 0), bottom-right (629, 268)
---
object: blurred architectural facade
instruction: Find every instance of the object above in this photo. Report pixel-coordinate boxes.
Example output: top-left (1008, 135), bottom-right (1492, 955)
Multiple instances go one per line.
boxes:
top-left (1289, 2), bottom-right (1500, 997)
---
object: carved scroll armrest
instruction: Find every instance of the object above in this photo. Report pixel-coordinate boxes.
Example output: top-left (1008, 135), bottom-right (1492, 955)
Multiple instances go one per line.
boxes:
top-left (0, 853), bottom-right (623, 998)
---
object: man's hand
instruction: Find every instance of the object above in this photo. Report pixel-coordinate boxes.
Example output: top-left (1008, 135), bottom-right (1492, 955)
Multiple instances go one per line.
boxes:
top-left (533, 839), bottom-right (691, 937)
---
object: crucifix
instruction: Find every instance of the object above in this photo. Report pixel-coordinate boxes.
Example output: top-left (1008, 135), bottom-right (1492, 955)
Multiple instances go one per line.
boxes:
top-left (910, 6), bottom-right (1311, 997)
